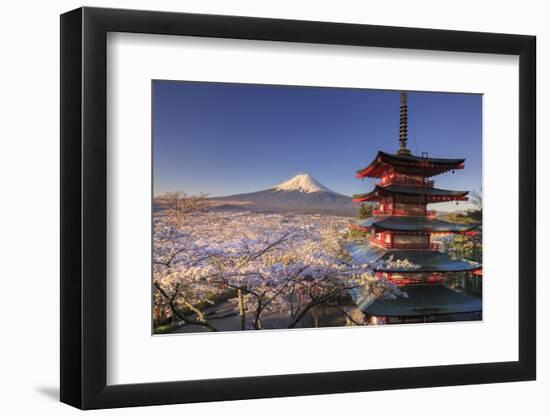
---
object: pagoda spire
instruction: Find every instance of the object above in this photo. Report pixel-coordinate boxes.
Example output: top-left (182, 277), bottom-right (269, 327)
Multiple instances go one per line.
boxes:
top-left (397, 92), bottom-right (412, 156)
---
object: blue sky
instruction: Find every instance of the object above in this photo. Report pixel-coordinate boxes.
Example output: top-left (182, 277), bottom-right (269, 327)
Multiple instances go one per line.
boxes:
top-left (153, 80), bottom-right (482, 203)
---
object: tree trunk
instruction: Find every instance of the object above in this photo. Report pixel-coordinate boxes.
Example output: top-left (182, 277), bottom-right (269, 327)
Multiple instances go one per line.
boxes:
top-left (254, 299), bottom-right (263, 330)
top-left (237, 288), bottom-right (246, 330)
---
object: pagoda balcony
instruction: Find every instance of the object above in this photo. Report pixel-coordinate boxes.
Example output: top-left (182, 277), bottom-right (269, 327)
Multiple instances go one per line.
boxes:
top-left (378, 176), bottom-right (435, 188)
top-left (373, 209), bottom-right (437, 218)
top-left (368, 236), bottom-right (440, 250)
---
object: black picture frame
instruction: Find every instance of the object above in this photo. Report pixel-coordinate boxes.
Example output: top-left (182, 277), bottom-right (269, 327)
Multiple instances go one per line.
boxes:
top-left (60, 6), bottom-right (536, 410)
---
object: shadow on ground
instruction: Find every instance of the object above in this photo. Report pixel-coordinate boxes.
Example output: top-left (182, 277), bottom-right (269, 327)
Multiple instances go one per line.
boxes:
top-left (36, 386), bottom-right (59, 401)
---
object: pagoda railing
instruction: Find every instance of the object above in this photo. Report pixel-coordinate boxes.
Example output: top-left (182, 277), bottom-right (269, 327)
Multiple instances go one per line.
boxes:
top-left (372, 209), bottom-right (437, 218)
top-left (387, 274), bottom-right (443, 286)
top-left (391, 242), bottom-right (440, 250)
top-left (369, 236), bottom-right (440, 250)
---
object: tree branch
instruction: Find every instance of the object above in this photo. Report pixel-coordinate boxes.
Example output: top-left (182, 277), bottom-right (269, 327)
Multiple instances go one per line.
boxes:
top-left (154, 282), bottom-right (218, 332)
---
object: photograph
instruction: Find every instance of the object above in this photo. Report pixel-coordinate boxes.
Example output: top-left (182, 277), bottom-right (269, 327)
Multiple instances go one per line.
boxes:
top-left (152, 81), bottom-right (483, 334)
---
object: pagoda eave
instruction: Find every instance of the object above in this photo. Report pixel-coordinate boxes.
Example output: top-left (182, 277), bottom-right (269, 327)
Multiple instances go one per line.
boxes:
top-left (353, 184), bottom-right (469, 203)
top-left (352, 194), bottom-right (468, 204)
top-left (350, 217), bottom-right (480, 233)
top-left (348, 242), bottom-right (481, 273)
top-left (355, 151), bottom-right (466, 179)
top-left (352, 195), bottom-right (377, 203)
top-left (351, 284), bottom-right (482, 317)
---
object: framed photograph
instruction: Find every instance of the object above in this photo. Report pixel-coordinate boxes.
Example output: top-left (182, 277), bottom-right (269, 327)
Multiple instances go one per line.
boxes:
top-left (60, 7), bottom-right (536, 409)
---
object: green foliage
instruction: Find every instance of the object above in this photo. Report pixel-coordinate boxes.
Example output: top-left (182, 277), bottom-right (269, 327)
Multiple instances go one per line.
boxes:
top-left (345, 227), bottom-right (370, 240)
top-left (357, 203), bottom-right (373, 219)
top-left (446, 193), bottom-right (483, 263)
top-left (448, 231), bottom-right (482, 263)
top-left (342, 204), bottom-right (373, 241)
top-left (439, 210), bottom-right (480, 225)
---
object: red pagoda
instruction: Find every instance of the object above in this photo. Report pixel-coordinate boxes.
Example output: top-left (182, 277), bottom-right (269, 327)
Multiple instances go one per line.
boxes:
top-left (349, 92), bottom-right (482, 323)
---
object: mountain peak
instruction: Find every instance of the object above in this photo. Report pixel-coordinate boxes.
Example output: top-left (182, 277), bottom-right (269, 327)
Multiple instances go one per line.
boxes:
top-left (273, 173), bottom-right (334, 194)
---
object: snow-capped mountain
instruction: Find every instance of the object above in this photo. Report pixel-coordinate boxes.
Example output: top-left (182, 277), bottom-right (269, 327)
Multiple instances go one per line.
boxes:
top-left (212, 174), bottom-right (356, 215)
top-left (273, 173), bottom-right (334, 193)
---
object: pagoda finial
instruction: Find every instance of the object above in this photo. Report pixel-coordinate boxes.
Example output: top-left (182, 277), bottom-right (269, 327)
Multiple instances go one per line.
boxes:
top-left (397, 92), bottom-right (412, 155)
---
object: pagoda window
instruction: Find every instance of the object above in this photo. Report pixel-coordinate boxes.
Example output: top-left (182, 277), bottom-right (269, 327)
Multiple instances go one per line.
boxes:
top-left (391, 171), bottom-right (428, 185)
top-left (392, 234), bottom-right (431, 249)
top-left (396, 202), bottom-right (424, 215)
top-left (394, 235), bottom-right (428, 245)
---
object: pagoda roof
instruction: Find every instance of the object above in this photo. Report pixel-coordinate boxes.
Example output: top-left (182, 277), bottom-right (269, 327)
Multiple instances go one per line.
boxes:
top-left (352, 184), bottom-right (469, 202)
top-left (356, 151), bottom-right (465, 178)
top-left (347, 242), bottom-right (481, 273)
top-left (351, 216), bottom-right (479, 233)
top-left (350, 284), bottom-right (482, 317)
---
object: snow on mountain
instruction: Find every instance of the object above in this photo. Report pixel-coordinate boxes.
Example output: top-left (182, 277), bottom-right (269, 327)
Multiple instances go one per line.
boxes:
top-left (272, 174), bottom-right (334, 194)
